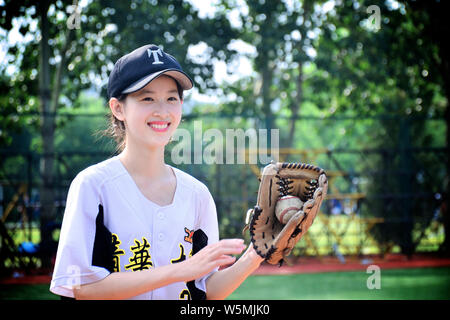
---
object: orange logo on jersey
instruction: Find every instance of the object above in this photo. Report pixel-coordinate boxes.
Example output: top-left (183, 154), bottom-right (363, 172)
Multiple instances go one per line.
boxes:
top-left (184, 227), bottom-right (194, 244)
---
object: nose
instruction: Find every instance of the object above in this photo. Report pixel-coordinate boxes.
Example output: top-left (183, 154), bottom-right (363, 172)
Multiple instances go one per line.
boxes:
top-left (152, 100), bottom-right (171, 117)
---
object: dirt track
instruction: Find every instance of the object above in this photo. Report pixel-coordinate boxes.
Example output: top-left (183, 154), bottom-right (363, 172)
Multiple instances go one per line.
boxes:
top-left (254, 253), bottom-right (450, 275)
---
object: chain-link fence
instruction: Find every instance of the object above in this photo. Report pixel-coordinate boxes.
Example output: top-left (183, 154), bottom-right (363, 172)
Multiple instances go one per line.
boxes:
top-left (0, 112), bottom-right (447, 272)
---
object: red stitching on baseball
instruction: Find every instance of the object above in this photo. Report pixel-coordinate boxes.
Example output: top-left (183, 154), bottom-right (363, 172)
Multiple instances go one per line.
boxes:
top-left (279, 206), bottom-right (300, 223)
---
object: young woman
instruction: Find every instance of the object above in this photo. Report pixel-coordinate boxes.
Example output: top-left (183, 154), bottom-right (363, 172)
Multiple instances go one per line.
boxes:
top-left (50, 44), bottom-right (263, 300)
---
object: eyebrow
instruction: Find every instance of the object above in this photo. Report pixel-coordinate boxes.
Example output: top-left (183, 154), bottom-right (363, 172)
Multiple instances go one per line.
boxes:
top-left (137, 89), bottom-right (179, 95)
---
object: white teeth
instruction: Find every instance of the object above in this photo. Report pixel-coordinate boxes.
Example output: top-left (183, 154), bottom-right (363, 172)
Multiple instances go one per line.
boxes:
top-left (149, 123), bottom-right (169, 129)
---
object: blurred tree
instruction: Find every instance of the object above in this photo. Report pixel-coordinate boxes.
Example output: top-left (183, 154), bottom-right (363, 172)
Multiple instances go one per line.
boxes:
top-left (2, 0), bottom-right (448, 259)
top-left (1, 0), bottom-right (81, 268)
top-left (84, 0), bottom-right (241, 95)
top-left (312, 0), bottom-right (449, 255)
top-left (404, 0), bottom-right (450, 255)
top-left (220, 0), bottom-right (328, 148)
top-left (0, 0), bottom-right (239, 267)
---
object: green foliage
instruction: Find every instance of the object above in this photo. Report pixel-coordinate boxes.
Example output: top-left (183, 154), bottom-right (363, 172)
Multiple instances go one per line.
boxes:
top-left (84, 0), bottom-right (240, 95)
top-left (0, 0), bottom-right (240, 147)
top-left (0, 0), bottom-right (448, 254)
top-left (307, 0), bottom-right (448, 254)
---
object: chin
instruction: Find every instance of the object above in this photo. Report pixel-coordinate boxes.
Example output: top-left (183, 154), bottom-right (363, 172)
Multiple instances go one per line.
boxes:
top-left (145, 138), bottom-right (172, 149)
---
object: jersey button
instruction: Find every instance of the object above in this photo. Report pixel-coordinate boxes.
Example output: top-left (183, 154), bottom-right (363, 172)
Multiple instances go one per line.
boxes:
top-left (158, 233), bottom-right (164, 241)
top-left (158, 212), bottom-right (165, 220)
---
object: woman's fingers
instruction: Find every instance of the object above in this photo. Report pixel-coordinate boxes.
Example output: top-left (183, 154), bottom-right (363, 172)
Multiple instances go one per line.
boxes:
top-left (214, 238), bottom-right (245, 248)
top-left (213, 254), bottom-right (237, 268)
top-left (205, 239), bottom-right (246, 269)
top-left (208, 239), bottom-right (246, 257)
top-left (182, 239), bottom-right (247, 281)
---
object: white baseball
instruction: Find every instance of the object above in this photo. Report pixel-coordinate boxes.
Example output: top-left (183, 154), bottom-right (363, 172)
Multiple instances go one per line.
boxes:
top-left (275, 195), bottom-right (303, 224)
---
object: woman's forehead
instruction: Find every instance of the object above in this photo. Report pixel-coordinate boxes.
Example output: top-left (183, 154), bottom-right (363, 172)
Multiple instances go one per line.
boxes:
top-left (132, 75), bottom-right (179, 95)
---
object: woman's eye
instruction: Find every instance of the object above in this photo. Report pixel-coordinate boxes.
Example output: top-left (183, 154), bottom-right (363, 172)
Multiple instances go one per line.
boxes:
top-left (142, 97), bottom-right (154, 102)
top-left (168, 97), bottom-right (178, 101)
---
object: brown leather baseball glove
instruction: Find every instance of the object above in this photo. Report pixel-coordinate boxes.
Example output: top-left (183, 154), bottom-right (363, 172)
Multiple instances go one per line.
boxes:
top-left (245, 162), bottom-right (328, 265)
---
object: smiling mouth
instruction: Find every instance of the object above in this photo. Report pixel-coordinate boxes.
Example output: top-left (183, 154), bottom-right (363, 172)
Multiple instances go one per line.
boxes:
top-left (147, 121), bottom-right (171, 132)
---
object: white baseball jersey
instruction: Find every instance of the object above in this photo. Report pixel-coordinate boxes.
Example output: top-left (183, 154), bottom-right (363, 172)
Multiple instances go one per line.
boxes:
top-left (50, 156), bottom-right (219, 300)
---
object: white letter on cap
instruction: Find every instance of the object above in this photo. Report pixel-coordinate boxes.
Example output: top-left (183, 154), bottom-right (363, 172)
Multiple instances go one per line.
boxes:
top-left (147, 48), bottom-right (164, 65)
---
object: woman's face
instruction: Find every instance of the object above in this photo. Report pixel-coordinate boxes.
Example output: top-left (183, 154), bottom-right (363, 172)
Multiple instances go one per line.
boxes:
top-left (110, 75), bottom-right (183, 150)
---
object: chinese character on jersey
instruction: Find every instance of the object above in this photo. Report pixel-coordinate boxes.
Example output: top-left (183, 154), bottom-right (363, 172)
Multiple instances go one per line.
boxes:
top-left (125, 237), bottom-right (153, 271)
top-left (111, 233), bottom-right (125, 272)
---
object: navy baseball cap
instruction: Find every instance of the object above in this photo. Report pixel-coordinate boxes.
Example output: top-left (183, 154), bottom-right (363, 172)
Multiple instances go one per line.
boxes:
top-left (107, 44), bottom-right (193, 99)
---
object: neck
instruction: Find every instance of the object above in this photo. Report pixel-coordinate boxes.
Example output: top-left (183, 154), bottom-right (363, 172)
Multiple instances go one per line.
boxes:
top-left (118, 140), bottom-right (168, 180)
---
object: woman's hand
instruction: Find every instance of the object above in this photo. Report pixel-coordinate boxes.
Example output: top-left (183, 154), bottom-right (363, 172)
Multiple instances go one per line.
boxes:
top-left (179, 239), bottom-right (246, 282)
top-left (242, 242), bottom-right (265, 265)
top-left (204, 241), bottom-right (264, 300)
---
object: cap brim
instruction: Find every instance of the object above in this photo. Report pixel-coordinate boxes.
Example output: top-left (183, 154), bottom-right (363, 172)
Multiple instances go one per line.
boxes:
top-left (121, 69), bottom-right (193, 95)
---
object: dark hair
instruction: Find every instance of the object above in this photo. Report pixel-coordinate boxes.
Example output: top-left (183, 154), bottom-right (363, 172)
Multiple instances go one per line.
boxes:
top-left (105, 78), bottom-right (184, 153)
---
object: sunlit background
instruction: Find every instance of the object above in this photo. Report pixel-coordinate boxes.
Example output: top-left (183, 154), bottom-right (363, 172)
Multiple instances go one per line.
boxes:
top-left (0, 0), bottom-right (449, 300)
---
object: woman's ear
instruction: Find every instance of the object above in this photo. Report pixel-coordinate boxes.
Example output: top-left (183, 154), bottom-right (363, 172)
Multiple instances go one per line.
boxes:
top-left (109, 97), bottom-right (125, 121)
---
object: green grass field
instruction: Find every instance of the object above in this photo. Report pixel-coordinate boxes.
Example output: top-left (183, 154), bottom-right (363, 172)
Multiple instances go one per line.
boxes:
top-left (1, 267), bottom-right (449, 300)
top-left (228, 267), bottom-right (450, 300)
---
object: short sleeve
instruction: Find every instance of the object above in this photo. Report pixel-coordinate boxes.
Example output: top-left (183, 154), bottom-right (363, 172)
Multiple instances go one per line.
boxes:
top-left (50, 172), bottom-right (110, 298)
top-left (190, 186), bottom-right (220, 299)
top-left (196, 187), bottom-right (219, 245)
